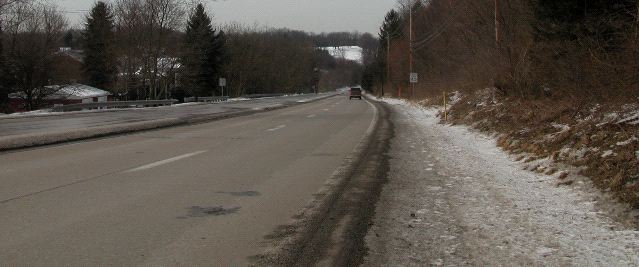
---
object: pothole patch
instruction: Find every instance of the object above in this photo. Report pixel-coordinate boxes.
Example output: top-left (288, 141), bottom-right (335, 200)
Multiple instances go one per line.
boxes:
top-left (185, 206), bottom-right (241, 218)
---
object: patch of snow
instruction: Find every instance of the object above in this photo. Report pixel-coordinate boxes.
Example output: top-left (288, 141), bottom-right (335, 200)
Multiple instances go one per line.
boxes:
top-left (371, 98), bottom-right (639, 265)
top-left (545, 123), bottom-right (572, 141)
top-left (551, 122), bottom-right (570, 132)
top-left (449, 91), bottom-right (462, 105)
top-left (617, 136), bottom-right (638, 146)
top-left (227, 97), bottom-right (251, 102)
top-left (617, 111), bottom-right (639, 125)
top-left (560, 146), bottom-right (589, 160)
top-left (597, 113), bottom-right (619, 127)
top-left (319, 46), bottom-right (363, 64)
top-left (601, 150), bottom-right (616, 158)
top-left (170, 102), bottom-right (201, 107)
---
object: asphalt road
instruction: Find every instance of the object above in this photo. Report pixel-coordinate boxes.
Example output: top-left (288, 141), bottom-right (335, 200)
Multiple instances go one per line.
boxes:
top-left (0, 93), bottom-right (335, 137)
top-left (0, 95), bottom-right (375, 265)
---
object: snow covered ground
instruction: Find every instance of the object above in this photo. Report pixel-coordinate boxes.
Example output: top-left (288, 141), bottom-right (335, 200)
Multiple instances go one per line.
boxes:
top-left (319, 46), bottom-right (363, 64)
top-left (364, 98), bottom-right (639, 266)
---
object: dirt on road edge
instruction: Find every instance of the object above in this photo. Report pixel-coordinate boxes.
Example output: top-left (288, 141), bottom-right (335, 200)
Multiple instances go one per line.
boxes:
top-left (252, 99), bottom-right (394, 266)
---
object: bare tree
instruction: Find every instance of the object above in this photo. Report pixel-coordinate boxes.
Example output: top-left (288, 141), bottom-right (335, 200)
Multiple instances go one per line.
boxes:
top-left (3, 0), bottom-right (67, 110)
top-left (113, 0), bottom-right (185, 100)
top-left (140, 0), bottom-right (185, 99)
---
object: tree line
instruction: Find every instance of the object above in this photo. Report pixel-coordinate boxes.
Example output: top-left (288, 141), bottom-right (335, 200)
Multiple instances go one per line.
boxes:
top-left (0, 0), bottom-right (368, 113)
top-left (364, 0), bottom-right (639, 101)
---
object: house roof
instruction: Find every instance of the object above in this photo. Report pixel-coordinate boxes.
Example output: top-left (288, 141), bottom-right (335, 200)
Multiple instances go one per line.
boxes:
top-left (47, 84), bottom-right (111, 100)
top-left (9, 84), bottom-right (111, 100)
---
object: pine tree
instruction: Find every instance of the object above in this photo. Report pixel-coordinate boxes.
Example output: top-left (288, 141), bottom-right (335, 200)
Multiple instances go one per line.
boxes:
top-left (63, 31), bottom-right (74, 48)
top-left (83, 1), bottom-right (117, 90)
top-left (379, 10), bottom-right (402, 50)
top-left (183, 3), bottom-right (225, 98)
top-left (377, 9), bottom-right (402, 90)
top-left (0, 25), bottom-right (11, 113)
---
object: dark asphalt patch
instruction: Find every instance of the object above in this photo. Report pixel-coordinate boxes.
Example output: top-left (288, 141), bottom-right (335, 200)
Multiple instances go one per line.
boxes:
top-left (311, 153), bottom-right (339, 157)
top-left (184, 206), bottom-right (241, 218)
top-left (216, 191), bottom-right (261, 197)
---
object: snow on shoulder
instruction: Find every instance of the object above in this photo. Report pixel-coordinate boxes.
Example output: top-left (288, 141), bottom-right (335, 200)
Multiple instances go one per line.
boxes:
top-left (365, 97), bottom-right (639, 266)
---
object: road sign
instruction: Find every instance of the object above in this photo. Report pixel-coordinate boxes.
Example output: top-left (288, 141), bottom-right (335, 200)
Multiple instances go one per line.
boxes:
top-left (219, 78), bottom-right (227, 87)
top-left (410, 73), bottom-right (418, 83)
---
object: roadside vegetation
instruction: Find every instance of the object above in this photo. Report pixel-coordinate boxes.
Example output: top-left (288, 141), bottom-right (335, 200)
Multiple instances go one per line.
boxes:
top-left (364, 0), bottom-right (639, 208)
top-left (0, 0), bottom-right (370, 112)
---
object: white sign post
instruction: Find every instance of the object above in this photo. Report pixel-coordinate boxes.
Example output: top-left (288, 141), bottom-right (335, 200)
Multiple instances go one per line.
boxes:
top-left (219, 78), bottom-right (227, 97)
top-left (410, 73), bottom-right (418, 84)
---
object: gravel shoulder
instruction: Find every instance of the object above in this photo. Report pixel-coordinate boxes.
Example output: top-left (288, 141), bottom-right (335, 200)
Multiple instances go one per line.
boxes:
top-left (364, 99), bottom-right (639, 266)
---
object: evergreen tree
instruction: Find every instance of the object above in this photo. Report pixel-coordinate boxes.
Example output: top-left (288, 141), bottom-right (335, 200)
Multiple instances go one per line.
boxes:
top-left (63, 31), bottom-right (74, 48)
top-left (83, 1), bottom-right (117, 90)
top-left (377, 9), bottom-right (402, 90)
top-left (0, 25), bottom-right (12, 113)
top-left (183, 3), bottom-right (225, 98)
top-left (378, 9), bottom-right (402, 50)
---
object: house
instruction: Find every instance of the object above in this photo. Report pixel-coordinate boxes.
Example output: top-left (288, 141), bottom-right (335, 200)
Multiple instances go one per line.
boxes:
top-left (9, 83), bottom-right (112, 112)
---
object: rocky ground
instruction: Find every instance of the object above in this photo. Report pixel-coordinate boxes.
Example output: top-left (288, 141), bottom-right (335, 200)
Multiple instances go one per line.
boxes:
top-left (364, 99), bottom-right (639, 266)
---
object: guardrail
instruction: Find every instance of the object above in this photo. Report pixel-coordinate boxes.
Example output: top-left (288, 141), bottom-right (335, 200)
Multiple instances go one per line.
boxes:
top-left (242, 93), bottom-right (287, 99)
top-left (184, 96), bottom-right (229, 103)
top-left (51, 99), bottom-right (178, 112)
top-left (183, 93), bottom-right (298, 103)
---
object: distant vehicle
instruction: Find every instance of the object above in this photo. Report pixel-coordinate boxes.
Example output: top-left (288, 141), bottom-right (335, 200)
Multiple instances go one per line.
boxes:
top-left (349, 87), bottom-right (362, 100)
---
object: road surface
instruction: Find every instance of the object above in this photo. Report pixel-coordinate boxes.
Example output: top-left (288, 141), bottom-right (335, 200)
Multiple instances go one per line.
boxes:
top-left (0, 96), bottom-right (375, 265)
top-left (0, 93), bottom-right (334, 138)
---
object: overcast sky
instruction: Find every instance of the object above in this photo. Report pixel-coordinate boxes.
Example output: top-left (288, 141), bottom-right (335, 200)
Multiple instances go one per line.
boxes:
top-left (58, 0), bottom-right (397, 34)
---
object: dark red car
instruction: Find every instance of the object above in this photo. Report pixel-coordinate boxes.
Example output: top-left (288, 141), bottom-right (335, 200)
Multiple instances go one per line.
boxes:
top-left (349, 87), bottom-right (362, 100)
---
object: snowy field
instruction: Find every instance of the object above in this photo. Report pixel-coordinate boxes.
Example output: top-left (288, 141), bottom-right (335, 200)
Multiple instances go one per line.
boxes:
top-left (319, 46), bottom-right (363, 64)
top-left (365, 98), bottom-right (639, 266)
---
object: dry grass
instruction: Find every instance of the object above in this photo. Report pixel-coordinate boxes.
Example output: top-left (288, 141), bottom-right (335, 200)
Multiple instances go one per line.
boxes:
top-left (445, 89), bottom-right (639, 208)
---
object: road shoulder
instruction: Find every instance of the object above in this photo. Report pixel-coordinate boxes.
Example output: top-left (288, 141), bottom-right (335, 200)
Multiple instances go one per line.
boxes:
top-left (364, 99), bottom-right (639, 266)
top-left (254, 98), bottom-right (394, 266)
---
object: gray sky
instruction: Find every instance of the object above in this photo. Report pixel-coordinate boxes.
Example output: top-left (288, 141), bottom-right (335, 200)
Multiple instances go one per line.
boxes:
top-left (58, 0), bottom-right (397, 34)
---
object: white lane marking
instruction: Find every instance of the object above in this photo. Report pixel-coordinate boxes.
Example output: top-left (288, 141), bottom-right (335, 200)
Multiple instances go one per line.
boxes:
top-left (125, 150), bottom-right (208, 173)
top-left (322, 108), bottom-right (330, 111)
top-left (364, 99), bottom-right (379, 135)
top-left (307, 114), bottom-right (317, 118)
top-left (266, 125), bottom-right (286, 132)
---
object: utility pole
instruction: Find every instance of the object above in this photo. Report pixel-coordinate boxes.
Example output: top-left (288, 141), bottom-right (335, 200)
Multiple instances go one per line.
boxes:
top-left (385, 33), bottom-right (390, 97)
top-left (495, 0), bottom-right (501, 48)
top-left (409, 3), bottom-right (414, 99)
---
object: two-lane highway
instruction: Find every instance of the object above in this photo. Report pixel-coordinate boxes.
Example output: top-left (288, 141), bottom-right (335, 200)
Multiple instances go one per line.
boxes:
top-left (0, 96), bottom-right (375, 265)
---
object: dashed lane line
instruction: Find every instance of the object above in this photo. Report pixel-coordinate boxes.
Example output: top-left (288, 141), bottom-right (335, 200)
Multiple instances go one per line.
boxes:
top-left (266, 125), bottom-right (287, 132)
top-left (125, 150), bottom-right (208, 173)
